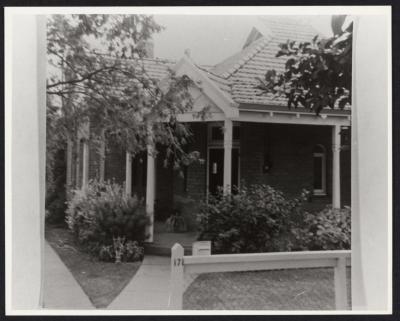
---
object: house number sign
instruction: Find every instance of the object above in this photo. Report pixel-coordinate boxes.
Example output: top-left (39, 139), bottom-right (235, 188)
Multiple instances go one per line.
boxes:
top-left (174, 258), bottom-right (184, 266)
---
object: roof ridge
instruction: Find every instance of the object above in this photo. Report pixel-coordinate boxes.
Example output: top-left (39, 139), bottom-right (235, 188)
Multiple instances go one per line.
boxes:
top-left (222, 36), bottom-right (271, 80)
top-left (90, 51), bottom-right (176, 65)
top-left (197, 64), bottom-right (229, 81)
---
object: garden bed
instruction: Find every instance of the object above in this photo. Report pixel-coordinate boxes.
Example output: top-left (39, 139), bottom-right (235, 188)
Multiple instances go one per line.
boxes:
top-left (45, 224), bottom-right (141, 308)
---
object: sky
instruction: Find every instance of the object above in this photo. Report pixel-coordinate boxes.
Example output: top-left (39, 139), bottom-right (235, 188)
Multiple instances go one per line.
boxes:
top-left (152, 15), bottom-right (333, 65)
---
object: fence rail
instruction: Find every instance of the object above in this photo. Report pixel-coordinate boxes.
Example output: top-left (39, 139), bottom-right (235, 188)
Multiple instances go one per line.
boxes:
top-left (168, 243), bottom-right (351, 310)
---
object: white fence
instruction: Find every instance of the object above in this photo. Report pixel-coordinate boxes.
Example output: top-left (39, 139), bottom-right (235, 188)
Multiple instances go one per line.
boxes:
top-left (168, 243), bottom-right (351, 310)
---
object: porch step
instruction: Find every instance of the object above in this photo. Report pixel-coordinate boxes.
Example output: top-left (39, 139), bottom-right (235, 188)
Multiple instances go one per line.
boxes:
top-left (144, 243), bottom-right (192, 257)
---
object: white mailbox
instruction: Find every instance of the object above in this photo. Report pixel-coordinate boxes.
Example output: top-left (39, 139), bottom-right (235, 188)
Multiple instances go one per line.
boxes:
top-left (192, 241), bottom-right (211, 256)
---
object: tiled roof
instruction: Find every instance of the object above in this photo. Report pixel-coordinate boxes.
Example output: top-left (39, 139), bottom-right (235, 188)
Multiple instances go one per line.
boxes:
top-left (119, 56), bottom-right (175, 80)
top-left (207, 17), bottom-right (350, 111)
top-left (119, 17), bottom-right (350, 112)
top-left (210, 17), bottom-right (325, 108)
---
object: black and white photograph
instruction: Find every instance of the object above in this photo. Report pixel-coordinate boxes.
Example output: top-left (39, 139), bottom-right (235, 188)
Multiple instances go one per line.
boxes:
top-left (5, 6), bottom-right (392, 315)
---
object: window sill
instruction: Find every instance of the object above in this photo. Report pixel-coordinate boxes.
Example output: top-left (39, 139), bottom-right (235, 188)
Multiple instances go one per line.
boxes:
top-left (313, 192), bottom-right (327, 197)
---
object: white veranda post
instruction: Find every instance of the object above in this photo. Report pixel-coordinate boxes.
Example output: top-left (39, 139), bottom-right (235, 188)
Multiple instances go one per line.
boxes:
top-left (332, 124), bottom-right (341, 209)
top-left (125, 152), bottom-right (132, 196)
top-left (146, 132), bottom-right (156, 243)
top-left (66, 139), bottom-right (73, 188)
top-left (82, 140), bottom-right (89, 188)
top-left (223, 119), bottom-right (233, 194)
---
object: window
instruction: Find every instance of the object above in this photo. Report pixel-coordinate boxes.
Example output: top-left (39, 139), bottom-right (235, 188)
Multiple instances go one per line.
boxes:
top-left (233, 126), bottom-right (240, 141)
top-left (208, 123), bottom-right (240, 143)
top-left (313, 144), bottom-right (326, 195)
top-left (211, 126), bottom-right (224, 141)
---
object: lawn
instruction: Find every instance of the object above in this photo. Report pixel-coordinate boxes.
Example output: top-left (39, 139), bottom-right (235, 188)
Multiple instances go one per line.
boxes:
top-left (45, 224), bottom-right (142, 308)
top-left (184, 267), bottom-right (351, 310)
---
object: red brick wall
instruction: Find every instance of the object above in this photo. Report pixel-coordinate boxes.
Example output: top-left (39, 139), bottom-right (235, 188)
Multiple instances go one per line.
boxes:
top-left (85, 121), bottom-right (351, 213)
top-left (239, 122), bottom-right (351, 209)
top-left (155, 146), bottom-right (174, 220)
top-left (240, 123), bottom-right (330, 194)
top-left (103, 137), bottom-right (126, 185)
top-left (185, 123), bottom-right (208, 200)
top-left (341, 148), bottom-right (351, 206)
top-left (153, 123), bottom-right (207, 220)
top-left (89, 123), bottom-right (101, 180)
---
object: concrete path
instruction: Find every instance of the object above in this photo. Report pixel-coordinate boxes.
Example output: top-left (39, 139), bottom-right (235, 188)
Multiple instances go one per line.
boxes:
top-left (108, 255), bottom-right (198, 310)
top-left (42, 242), bottom-right (94, 309)
top-left (108, 255), bottom-right (171, 310)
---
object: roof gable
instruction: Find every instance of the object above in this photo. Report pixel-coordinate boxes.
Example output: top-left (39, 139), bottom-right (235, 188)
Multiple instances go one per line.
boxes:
top-left (172, 55), bottom-right (239, 118)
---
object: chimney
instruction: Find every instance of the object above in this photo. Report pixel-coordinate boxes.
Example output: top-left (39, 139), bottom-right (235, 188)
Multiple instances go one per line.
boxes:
top-left (184, 48), bottom-right (191, 58)
top-left (137, 39), bottom-right (154, 58)
top-left (144, 40), bottom-right (154, 58)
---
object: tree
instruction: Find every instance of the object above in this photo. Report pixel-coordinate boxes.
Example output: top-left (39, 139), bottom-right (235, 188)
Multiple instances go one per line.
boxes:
top-left (257, 15), bottom-right (352, 115)
top-left (46, 14), bottom-right (200, 191)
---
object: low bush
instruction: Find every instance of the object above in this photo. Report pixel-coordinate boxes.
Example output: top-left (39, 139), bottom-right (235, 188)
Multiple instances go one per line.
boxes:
top-left (45, 190), bottom-right (67, 225)
top-left (66, 180), bottom-right (149, 262)
top-left (292, 206), bottom-right (351, 250)
top-left (98, 238), bottom-right (144, 263)
top-left (197, 184), bottom-right (308, 254)
top-left (165, 195), bottom-right (200, 232)
top-left (45, 148), bottom-right (67, 225)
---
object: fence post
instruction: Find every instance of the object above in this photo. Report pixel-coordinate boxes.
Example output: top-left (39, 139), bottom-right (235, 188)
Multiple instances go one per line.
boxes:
top-left (334, 256), bottom-right (348, 310)
top-left (169, 243), bottom-right (184, 310)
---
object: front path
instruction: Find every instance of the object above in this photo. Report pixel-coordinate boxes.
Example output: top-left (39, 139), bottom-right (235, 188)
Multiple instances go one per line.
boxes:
top-left (107, 255), bottom-right (171, 310)
top-left (43, 242), bottom-right (94, 309)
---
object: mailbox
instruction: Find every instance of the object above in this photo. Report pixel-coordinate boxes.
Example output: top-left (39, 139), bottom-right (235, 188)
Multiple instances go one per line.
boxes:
top-left (192, 241), bottom-right (211, 256)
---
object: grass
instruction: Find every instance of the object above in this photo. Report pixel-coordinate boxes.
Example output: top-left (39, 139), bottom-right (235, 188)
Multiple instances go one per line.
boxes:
top-left (184, 267), bottom-right (351, 310)
top-left (45, 224), bottom-right (141, 308)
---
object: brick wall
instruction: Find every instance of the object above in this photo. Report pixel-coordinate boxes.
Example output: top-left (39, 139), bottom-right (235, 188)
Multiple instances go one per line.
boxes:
top-left (103, 137), bottom-right (126, 185)
top-left (153, 123), bottom-right (207, 220)
top-left (341, 148), bottom-right (351, 206)
top-left (87, 124), bottom-right (98, 181)
top-left (185, 123), bottom-right (208, 200)
top-left (84, 121), bottom-right (351, 214)
top-left (239, 122), bottom-right (351, 209)
top-left (155, 146), bottom-right (174, 220)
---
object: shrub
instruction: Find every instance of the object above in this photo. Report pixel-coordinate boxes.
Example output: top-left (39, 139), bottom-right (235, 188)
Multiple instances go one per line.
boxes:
top-left (45, 190), bottom-right (67, 225)
top-left (197, 184), bottom-right (308, 254)
top-left (97, 240), bottom-right (144, 262)
top-left (174, 195), bottom-right (199, 231)
top-left (165, 211), bottom-right (187, 233)
top-left (164, 195), bottom-right (200, 232)
top-left (124, 240), bottom-right (145, 262)
top-left (293, 206), bottom-right (351, 250)
top-left (65, 180), bottom-right (149, 261)
top-left (45, 148), bottom-right (67, 225)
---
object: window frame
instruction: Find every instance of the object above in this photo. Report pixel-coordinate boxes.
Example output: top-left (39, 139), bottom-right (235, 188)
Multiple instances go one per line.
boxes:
top-left (313, 144), bottom-right (327, 196)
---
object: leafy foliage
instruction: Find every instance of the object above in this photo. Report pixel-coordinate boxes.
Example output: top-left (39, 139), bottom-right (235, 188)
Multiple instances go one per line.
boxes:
top-left (98, 240), bottom-right (144, 263)
top-left (257, 15), bottom-right (352, 115)
top-left (165, 211), bottom-right (187, 233)
top-left (46, 14), bottom-right (202, 192)
top-left (45, 148), bottom-right (68, 224)
top-left (65, 180), bottom-right (149, 261)
top-left (197, 185), bottom-right (308, 254)
top-left (292, 206), bottom-right (351, 251)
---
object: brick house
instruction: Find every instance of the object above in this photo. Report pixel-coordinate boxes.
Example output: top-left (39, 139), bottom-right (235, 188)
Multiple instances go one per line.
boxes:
top-left (67, 17), bottom-right (351, 242)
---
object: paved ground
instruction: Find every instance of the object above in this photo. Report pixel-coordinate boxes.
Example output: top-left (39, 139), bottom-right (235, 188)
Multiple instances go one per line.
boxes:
top-left (42, 242), bottom-right (94, 309)
top-left (107, 255), bottom-right (172, 310)
top-left (108, 254), bottom-right (197, 310)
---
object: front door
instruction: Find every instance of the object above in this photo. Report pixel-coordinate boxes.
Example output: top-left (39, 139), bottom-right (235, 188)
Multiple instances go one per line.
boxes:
top-left (131, 152), bottom-right (147, 199)
top-left (208, 148), bottom-right (239, 196)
